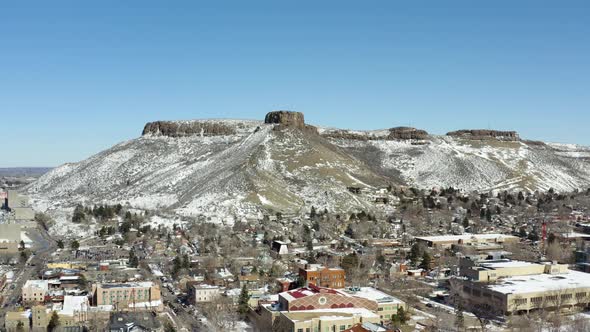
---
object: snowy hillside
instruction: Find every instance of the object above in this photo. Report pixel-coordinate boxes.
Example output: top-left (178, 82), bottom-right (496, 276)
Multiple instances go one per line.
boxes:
top-left (27, 118), bottom-right (388, 227)
top-left (27, 113), bottom-right (590, 230)
top-left (329, 135), bottom-right (590, 192)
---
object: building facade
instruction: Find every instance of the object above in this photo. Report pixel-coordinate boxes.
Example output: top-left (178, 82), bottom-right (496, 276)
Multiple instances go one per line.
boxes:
top-left (22, 280), bottom-right (49, 304)
top-left (299, 264), bottom-right (346, 289)
top-left (92, 282), bottom-right (162, 311)
top-left (456, 258), bottom-right (590, 315)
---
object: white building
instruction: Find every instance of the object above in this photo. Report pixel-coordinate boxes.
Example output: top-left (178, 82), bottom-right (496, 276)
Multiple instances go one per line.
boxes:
top-left (191, 284), bottom-right (220, 303)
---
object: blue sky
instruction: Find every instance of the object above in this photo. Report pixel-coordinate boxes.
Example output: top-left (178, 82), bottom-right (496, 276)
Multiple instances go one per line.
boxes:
top-left (1, 1), bottom-right (589, 167)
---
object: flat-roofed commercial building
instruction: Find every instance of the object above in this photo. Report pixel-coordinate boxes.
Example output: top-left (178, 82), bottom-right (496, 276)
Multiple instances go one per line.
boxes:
top-left (92, 281), bottom-right (162, 311)
top-left (253, 285), bottom-right (405, 331)
top-left (455, 258), bottom-right (590, 315)
top-left (415, 233), bottom-right (519, 250)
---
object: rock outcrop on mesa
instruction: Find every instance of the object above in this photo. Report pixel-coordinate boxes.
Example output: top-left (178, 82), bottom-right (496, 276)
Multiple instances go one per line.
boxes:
top-left (142, 121), bottom-right (236, 137)
top-left (321, 127), bottom-right (429, 141)
top-left (387, 127), bottom-right (429, 140)
top-left (264, 111), bottom-right (305, 129)
top-left (446, 129), bottom-right (519, 141)
top-left (264, 110), bottom-right (318, 134)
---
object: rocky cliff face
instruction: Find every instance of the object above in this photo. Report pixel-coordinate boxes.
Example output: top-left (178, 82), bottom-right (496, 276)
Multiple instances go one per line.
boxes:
top-left (265, 111), bottom-right (318, 134)
top-left (321, 127), bottom-right (429, 141)
top-left (264, 111), bottom-right (305, 128)
top-left (142, 121), bottom-right (236, 137)
top-left (446, 129), bottom-right (519, 141)
top-left (387, 127), bottom-right (429, 140)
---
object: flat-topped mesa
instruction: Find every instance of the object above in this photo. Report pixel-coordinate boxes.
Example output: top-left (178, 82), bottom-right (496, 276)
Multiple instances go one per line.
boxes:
top-left (446, 129), bottom-right (519, 141)
top-left (142, 121), bottom-right (236, 137)
top-left (264, 111), bottom-right (306, 128)
top-left (322, 126), bottom-right (429, 141)
top-left (264, 110), bottom-right (318, 134)
top-left (387, 127), bottom-right (429, 140)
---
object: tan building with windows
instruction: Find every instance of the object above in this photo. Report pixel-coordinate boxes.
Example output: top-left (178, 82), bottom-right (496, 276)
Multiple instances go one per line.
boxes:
top-left (5, 311), bottom-right (31, 332)
top-left (190, 284), bottom-right (220, 303)
top-left (92, 281), bottom-right (162, 311)
top-left (415, 233), bottom-right (519, 250)
top-left (456, 258), bottom-right (590, 315)
top-left (22, 280), bottom-right (49, 304)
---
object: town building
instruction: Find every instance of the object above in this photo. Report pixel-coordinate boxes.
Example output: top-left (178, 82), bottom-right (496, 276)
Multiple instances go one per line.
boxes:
top-left (415, 233), bottom-right (519, 250)
top-left (455, 257), bottom-right (590, 315)
top-left (22, 280), bottom-right (49, 304)
top-left (108, 312), bottom-right (163, 332)
top-left (189, 284), bottom-right (220, 303)
top-left (299, 264), bottom-right (346, 289)
top-left (4, 310), bottom-right (31, 332)
top-left (0, 224), bottom-right (22, 256)
top-left (253, 285), bottom-right (405, 331)
top-left (91, 282), bottom-right (162, 311)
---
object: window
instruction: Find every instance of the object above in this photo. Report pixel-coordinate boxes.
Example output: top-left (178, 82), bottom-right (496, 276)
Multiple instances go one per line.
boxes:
top-left (576, 292), bottom-right (587, 298)
top-left (531, 297), bottom-right (542, 304)
top-left (339, 326), bottom-right (346, 331)
top-left (297, 329), bottom-right (303, 332)
top-left (561, 294), bottom-right (573, 301)
top-left (513, 298), bottom-right (527, 305)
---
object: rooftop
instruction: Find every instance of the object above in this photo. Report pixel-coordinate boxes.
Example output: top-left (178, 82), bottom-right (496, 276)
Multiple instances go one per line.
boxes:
top-left (280, 285), bottom-right (402, 305)
top-left (416, 233), bottom-right (518, 243)
top-left (487, 270), bottom-right (590, 295)
top-left (99, 281), bottom-right (154, 289)
top-left (23, 279), bottom-right (49, 291)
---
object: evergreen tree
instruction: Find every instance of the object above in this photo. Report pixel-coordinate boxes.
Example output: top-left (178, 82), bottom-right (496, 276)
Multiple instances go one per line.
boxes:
top-left (409, 243), bottom-right (422, 266)
top-left (419, 251), bottom-right (432, 271)
top-left (182, 254), bottom-right (190, 269)
top-left (129, 250), bottom-right (139, 268)
top-left (238, 284), bottom-right (251, 318)
top-left (310, 206), bottom-right (317, 219)
top-left (462, 217), bottom-right (469, 229)
top-left (57, 240), bottom-right (64, 249)
top-left (48, 311), bottom-right (60, 332)
top-left (72, 204), bottom-right (85, 223)
top-left (70, 240), bottom-right (80, 251)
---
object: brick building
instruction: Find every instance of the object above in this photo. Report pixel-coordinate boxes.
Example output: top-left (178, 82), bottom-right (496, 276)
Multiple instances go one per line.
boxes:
top-left (299, 264), bottom-right (346, 289)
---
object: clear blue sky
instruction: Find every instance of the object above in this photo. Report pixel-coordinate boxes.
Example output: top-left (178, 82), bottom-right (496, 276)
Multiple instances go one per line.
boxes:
top-left (1, 1), bottom-right (589, 167)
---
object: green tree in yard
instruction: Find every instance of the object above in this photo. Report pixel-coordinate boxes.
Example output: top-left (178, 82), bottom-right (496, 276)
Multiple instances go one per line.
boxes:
top-left (57, 240), bottom-right (64, 249)
top-left (19, 240), bottom-right (25, 250)
top-left (48, 311), bottom-right (60, 332)
top-left (462, 217), bottom-right (469, 229)
top-left (164, 321), bottom-right (176, 332)
top-left (16, 321), bottom-right (24, 332)
top-left (393, 306), bottom-right (410, 325)
top-left (238, 284), bottom-right (251, 318)
top-left (19, 251), bottom-right (29, 264)
top-left (409, 243), bottom-right (422, 266)
top-left (341, 253), bottom-right (359, 273)
top-left (70, 240), bottom-right (80, 250)
top-left (129, 250), bottom-right (139, 268)
top-left (182, 254), bottom-right (190, 269)
top-left (172, 256), bottom-right (182, 277)
top-left (419, 251), bottom-right (432, 271)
